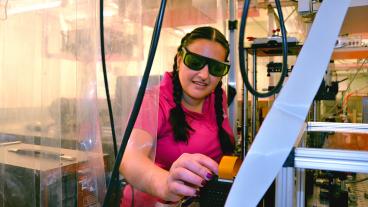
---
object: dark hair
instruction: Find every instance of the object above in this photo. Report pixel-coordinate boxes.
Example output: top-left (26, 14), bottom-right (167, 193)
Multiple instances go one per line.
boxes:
top-left (169, 26), bottom-right (234, 154)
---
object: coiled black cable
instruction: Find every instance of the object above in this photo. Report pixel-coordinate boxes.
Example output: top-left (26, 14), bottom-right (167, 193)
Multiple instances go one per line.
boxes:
top-left (100, 0), bottom-right (118, 158)
top-left (239, 0), bottom-right (288, 98)
top-left (102, 0), bottom-right (167, 206)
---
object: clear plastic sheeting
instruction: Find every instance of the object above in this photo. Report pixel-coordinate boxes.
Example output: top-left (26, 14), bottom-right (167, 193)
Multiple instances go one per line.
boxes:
top-left (0, 0), bottom-right (106, 206)
top-left (102, 0), bottom-right (161, 206)
top-left (0, 0), bottom-right (228, 206)
top-left (104, 0), bottom-right (228, 206)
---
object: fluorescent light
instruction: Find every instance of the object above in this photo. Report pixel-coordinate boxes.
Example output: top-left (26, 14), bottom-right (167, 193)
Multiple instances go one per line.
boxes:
top-left (103, 9), bottom-right (117, 17)
top-left (7, 1), bottom-right (61, 15)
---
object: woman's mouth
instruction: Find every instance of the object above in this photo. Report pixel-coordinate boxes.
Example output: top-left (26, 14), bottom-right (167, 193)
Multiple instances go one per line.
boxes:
top-left (193, 81), bottom-right (208, 87)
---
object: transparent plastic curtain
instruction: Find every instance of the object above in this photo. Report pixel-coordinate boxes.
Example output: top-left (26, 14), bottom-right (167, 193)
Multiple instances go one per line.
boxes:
top-left (101, 0), bottom-right (149, 166)
top-left (65, 1), bottom-right (107, 206)
top-left (0, 0), bottom-right (228, 206)
top-left (1, 0), bottom-right (106, 206)
top-left (105, 0), bottom-right (228, 206)
top-left (0, 1), bottom-right (50, 206)
top-left (102, 0), bottom-right (161, 176)
top-left (105, 0), bottom-right (229, 147)
top-left (100, 0), bottom-right (162, 206)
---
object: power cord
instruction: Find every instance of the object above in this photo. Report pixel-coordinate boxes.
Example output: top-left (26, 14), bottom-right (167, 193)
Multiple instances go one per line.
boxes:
top-left (99, 0), bottom-right (118, 159)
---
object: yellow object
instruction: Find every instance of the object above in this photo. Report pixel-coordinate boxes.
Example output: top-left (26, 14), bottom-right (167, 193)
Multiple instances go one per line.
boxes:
top-left (218, 156), bottom-right (242, 180)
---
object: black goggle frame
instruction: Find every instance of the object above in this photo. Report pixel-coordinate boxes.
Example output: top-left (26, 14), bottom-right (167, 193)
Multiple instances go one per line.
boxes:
top-left (181, 47), bottom-right (230, 77)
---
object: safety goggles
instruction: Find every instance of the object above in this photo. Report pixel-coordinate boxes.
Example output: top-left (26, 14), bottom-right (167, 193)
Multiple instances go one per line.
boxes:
top-left (182, 47), bottom-right (230, 77)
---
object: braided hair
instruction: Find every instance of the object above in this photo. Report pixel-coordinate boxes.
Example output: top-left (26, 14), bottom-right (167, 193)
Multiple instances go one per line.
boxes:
top-left (169, 26), bottom-right (234, 154)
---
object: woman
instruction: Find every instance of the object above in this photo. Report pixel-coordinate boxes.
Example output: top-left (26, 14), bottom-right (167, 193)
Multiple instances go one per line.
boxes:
top-left (120, 26), bottom-right (234, 206)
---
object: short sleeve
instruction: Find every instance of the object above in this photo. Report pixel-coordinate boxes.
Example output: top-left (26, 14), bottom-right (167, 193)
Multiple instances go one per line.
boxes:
top-left (134, 88), bottom-right (161, 138)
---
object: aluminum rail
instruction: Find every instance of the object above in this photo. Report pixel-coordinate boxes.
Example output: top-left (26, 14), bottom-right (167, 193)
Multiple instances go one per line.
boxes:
top-left (294, 147), bottom-right (368, 173)
top-left (307, 121), bottom-right (368, 133)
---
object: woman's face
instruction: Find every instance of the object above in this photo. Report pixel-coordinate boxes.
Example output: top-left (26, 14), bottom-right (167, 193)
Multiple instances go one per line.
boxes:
top-left (177, 39), bottom-right (227, 104)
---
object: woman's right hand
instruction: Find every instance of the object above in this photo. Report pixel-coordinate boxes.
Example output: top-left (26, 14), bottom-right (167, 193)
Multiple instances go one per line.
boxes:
top-left (163, 153), bottom-right (218, 201)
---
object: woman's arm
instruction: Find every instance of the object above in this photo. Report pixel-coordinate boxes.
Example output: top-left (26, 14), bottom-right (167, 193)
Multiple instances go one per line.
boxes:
top-left (120, 128), bottom-right (219, 202)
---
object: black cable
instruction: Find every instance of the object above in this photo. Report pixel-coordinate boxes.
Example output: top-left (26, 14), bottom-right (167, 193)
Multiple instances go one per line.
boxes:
top-left (102, 0), bottom-right (167, 206)
top-left (238, 0), bottom-right (288, 98)
top-left (100, 0), bottom-right (118, 158)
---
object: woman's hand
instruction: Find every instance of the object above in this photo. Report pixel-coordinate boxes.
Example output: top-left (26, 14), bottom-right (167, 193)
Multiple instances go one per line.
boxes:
top-left (163, 153), bottom-right (218, 201)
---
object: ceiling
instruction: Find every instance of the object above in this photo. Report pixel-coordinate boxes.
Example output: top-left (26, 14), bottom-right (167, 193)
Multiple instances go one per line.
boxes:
top-left (4, 0), bottom-right (368, 39)
top-left (340, 5), bottom-right (368, 35)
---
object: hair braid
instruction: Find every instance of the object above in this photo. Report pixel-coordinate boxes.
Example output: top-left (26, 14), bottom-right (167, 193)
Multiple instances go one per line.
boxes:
top-left (169, 54), bottom-right (193, 143)
top-left (215, 82), bottom-right (235, 154)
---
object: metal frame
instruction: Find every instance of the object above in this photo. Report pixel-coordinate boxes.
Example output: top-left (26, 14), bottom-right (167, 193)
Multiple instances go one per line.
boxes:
top-left (279, 122), bottom-right (368, 207)
top-left (294, 147), bottom-right (368, 173)
top-left (295, 168), bottom-right (306, 207)
top-left (227, 1), bottom-right (367, 206)
top-left (228, 0), bottom-right (238, 134)
top-left (276, 167), bottom-right (295, 207)
top-left (277, 144), bottom-right (368, 207)
top-left (307, 121), bottom-right (368, 133)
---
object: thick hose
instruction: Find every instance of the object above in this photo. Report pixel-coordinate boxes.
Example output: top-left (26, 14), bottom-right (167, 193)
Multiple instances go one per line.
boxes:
top-left (238, 0), bottom-right (288, 98)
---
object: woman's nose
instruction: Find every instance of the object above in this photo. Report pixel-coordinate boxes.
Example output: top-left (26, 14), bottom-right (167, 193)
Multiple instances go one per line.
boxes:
top-left (197, 64), bottom-right (210, 79)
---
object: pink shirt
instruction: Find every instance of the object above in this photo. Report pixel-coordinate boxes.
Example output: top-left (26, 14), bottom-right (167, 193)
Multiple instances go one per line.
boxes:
top-left (121, 72), bottom-right (234, 206)
top-left (135, 72), bottom-right (234, 169)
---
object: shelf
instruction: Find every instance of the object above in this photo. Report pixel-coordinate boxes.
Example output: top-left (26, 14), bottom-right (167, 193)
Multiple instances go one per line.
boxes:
top-left (332, 47), bottom-right (368, 59)
top-left (245, 45), bottom-right (368, 60)
top-left (245, 43), bottom-right (302, 57)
